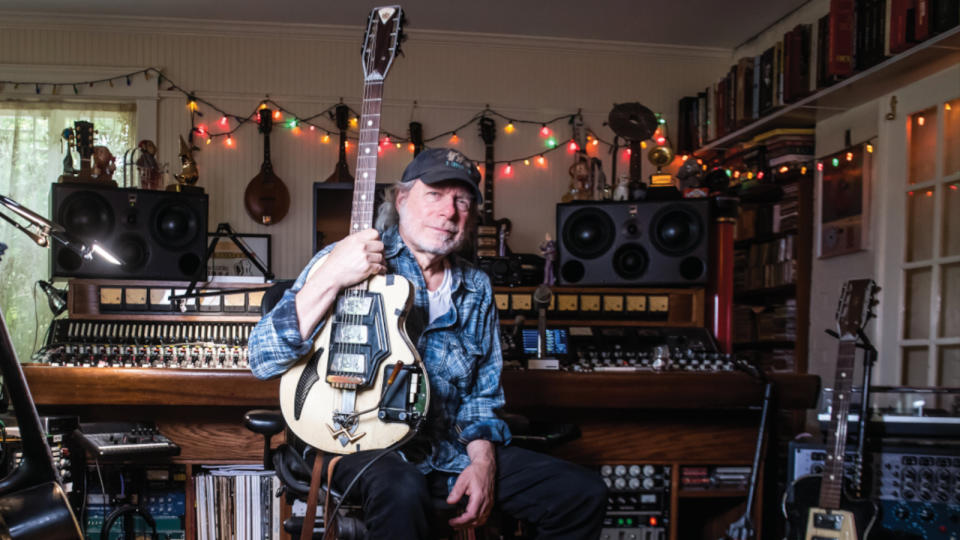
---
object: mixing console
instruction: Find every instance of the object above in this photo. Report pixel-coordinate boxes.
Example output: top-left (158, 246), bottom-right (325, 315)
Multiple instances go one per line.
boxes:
top-left (34, 319), bottom-right (255, 370)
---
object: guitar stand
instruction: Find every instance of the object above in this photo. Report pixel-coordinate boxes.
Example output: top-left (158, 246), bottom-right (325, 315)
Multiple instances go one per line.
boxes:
top-left (719, 359), bottom-right (777, 540)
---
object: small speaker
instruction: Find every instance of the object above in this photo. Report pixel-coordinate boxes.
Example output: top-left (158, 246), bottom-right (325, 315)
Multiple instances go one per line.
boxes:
top-left (478, 255), bottom-right (544, 287)
top-left (557, 200), bottom-right (710, 286)
top-left (51, 184), bottom-right (208, 281)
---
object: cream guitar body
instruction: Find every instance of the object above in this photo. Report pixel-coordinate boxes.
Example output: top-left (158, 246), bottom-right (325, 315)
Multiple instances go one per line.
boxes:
top-left (803, 508), bottom-right (858, 540)
top-left (278, 254), bottom-right (429, 454)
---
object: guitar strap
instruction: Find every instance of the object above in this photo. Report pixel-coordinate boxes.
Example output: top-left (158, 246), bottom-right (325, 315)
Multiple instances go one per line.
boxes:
top-left (300, 452), bottom-right (342, 540)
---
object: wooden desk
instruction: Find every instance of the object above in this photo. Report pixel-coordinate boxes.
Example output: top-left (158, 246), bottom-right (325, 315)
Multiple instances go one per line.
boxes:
top-left (24, 365), bottom-right (819, 540)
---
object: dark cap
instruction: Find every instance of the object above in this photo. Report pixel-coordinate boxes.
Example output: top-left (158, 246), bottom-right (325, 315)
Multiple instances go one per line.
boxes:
top-left (401, 148), bottom-right (483, 203)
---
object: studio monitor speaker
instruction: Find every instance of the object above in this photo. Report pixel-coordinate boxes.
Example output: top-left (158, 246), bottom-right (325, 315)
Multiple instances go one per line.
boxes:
top-left (51, 184), bottom-right (209, 281)
top-left (556, 200), bottom-right (710, 286)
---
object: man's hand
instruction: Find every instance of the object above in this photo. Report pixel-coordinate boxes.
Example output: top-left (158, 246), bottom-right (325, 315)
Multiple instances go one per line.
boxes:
top-left (316, 228), bottom-right (386, 289)
top-left (295, 229), bottom-right (385, 339)
top-left (447, 440), bottom-right (496, 529)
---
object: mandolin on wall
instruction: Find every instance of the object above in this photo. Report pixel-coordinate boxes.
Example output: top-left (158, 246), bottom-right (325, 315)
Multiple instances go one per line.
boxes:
top-left (244, 108), bottom-right (291, 225)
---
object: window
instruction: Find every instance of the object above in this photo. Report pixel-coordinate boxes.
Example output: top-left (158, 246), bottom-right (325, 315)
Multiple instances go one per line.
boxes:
top-left (0, 102), bottom-right (135, 363)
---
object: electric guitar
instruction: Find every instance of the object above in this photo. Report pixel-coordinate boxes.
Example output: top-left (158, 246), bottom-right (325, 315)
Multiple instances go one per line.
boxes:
top-left (278, 6), bottom-right (429, 455)
top-left (783, 279), bottom-right (880, 540)
top-left (475, 116), bottom-right (511, 258)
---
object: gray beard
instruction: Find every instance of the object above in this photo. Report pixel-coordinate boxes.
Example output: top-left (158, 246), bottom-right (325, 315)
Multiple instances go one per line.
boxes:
top-left (397, 203), bottom-right (464, 256)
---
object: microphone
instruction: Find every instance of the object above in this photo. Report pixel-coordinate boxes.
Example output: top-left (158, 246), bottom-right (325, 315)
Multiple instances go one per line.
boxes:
top-left (0, 194), bottom-right (122, 265)
top-left (530, 284), bottom-right (559, 369)
top-left (37, 280), bottom-right (67, 316)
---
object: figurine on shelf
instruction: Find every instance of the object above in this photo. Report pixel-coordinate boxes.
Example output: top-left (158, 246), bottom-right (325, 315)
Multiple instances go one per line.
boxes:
top-left (135, 139), bottom-right (163, 190)
top-left (612, 174), bottom-right (630, 201)
top-left (539, 232), bottom-right (557, 285)
top-left (561, 157), bottom-right (592, 202)
top-left (170, 135), bottom-right (201, 192)
top-left (59, 128), bottom-right (75, 179)
top-left (92, 146), bottom-right (116, 182)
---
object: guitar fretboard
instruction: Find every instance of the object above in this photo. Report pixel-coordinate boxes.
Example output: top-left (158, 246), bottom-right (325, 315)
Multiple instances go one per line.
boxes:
top-left (819, 339), bottom-right (857, 509)
top-left (346, 77), bottom-right (383, 294)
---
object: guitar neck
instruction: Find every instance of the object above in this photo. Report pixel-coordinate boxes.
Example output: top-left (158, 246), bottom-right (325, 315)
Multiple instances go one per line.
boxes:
top-left (347, 80), bottom-right (383, 293)
top-left (819, 339), bottom-right (858, 509)
top-left (482, 145), bottom-right (495, 224)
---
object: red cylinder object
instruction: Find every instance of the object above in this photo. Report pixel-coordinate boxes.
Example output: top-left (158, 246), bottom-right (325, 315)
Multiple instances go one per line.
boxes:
top-left (710, 216), bottom-right (736, 354)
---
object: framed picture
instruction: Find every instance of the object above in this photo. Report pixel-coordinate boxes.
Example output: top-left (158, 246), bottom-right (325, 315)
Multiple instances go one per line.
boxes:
top-left (817, 142), bottom-right (873, 258)
top-left (207, 232), bottom-right (271, 282)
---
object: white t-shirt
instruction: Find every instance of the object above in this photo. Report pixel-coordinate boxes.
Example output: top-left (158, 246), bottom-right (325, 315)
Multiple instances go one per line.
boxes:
top-left (427, 267), bottom-right (452, 324)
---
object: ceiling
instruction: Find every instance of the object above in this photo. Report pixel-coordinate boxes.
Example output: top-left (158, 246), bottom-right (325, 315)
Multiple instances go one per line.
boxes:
top-left (0, 0), bottom-right (809, 49)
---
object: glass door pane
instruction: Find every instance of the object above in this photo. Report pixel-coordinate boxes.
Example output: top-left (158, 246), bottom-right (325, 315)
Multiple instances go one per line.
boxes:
top-left (944, 99), bottom-right (960, 176)
top-left (942, 263), bottom-right (960, 338)
top-left (905, 267), bottom-right (932, 339)
top-left (902, 346), bottom-right (930, 385)
top-left (938, 346), bottom-right (960, 409)
top-left (945, 181), bottom-right (960, 257)
top-left (908, 106), bottom-right (938, 184)
top-left (906, 188), bottom-right (936, 261)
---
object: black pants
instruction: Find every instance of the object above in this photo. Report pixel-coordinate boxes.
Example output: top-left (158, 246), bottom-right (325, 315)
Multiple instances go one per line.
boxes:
top-left (326, 445), bottom-right (608, 539)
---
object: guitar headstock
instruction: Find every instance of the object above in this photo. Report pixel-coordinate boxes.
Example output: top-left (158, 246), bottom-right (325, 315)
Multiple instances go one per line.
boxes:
top-left (74, 121), bottom-right (95, 159)
top-left (571, 113), bottom-right (586, 151)
top-left (835, 279), bottom-right (880, 340)
top-left (479, 116), bottom-right (496, 145)
top-left (258, 108), bottom-right (273, 134)
top-left (361, 6), bottom-right (404, 82)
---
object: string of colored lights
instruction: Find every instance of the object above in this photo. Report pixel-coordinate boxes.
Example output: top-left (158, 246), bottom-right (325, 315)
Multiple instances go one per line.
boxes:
top-left (1, 66), bottom-right (687, 169)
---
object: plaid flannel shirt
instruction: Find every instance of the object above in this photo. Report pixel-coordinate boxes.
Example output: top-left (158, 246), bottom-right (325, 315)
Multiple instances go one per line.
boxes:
top-left (248, 225), bottom-right (511, 475)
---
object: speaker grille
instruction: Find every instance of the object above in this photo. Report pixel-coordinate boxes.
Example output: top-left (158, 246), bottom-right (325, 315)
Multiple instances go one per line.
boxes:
top-left (151, 200), bottom-right (201, 249)
top-left (560, 207), bottom-right (615, 259)
top-left (58, 191), bottom-right (114, 239)
top-left (649, 204), bottom-right (705, 256)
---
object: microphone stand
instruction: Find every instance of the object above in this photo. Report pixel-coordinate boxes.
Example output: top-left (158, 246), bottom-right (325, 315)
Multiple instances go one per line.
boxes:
top-left (720, 359), bottom-right (777, 540)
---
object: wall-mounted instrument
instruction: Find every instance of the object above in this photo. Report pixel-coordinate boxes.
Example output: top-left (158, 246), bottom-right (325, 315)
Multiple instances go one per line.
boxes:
top-left (326, 104), bottom-right (355, 184)
top-left (244, 108), bottom-right (291, 225)
top-left (476, 116), bottom-right (511, 258)
top-left (409, 121), bottom-right (424, 157)
top-left (278, 5), bottom-right (428, 455)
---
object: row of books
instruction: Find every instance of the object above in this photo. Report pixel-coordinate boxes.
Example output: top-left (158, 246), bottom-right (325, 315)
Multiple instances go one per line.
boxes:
top-left (194, 467), bottom-right (282, 540)
top-left (676, 0), bottom-right (960, 152)
top-left (734, 236), bottom-right (798, 291)
top-left (733, 300), bottom-right (798, 343)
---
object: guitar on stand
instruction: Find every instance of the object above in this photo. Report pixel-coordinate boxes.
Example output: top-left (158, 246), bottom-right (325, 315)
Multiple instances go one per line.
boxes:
top-left (476, 116), bottom-right (511, 258)
top-left (783, 279), bottom-right (880, 540)
top-left (326, 103), bottom-right (355, 184)
top-left (278, 5), bottom-right (429, 456)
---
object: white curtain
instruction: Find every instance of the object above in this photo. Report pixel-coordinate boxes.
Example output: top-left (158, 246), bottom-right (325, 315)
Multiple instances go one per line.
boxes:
top-left (0, 101), bottom-right (135, 362)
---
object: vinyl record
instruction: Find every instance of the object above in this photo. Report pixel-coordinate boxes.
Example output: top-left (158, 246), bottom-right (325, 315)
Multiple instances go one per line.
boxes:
top-left (607, 103), bottom-right (659, 141)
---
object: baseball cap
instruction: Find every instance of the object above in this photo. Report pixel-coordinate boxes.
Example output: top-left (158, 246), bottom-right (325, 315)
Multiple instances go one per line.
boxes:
top-left (400, 148), bottom-right (483, 203)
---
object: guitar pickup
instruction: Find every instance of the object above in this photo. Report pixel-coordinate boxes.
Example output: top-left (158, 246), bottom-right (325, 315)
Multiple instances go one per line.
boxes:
top-left (812, 512), bottom-right (843, 530)
top-left (327, 375), bottom-right (364, 386)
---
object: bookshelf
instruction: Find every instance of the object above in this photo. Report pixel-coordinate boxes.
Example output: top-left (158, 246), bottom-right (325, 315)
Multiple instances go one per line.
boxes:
top-left (695, 25), bottom-right (960, 155)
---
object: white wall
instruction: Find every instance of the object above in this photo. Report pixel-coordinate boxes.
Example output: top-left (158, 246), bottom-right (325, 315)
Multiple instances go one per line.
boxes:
top-left (0, 13), bottom-right (730, 278)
